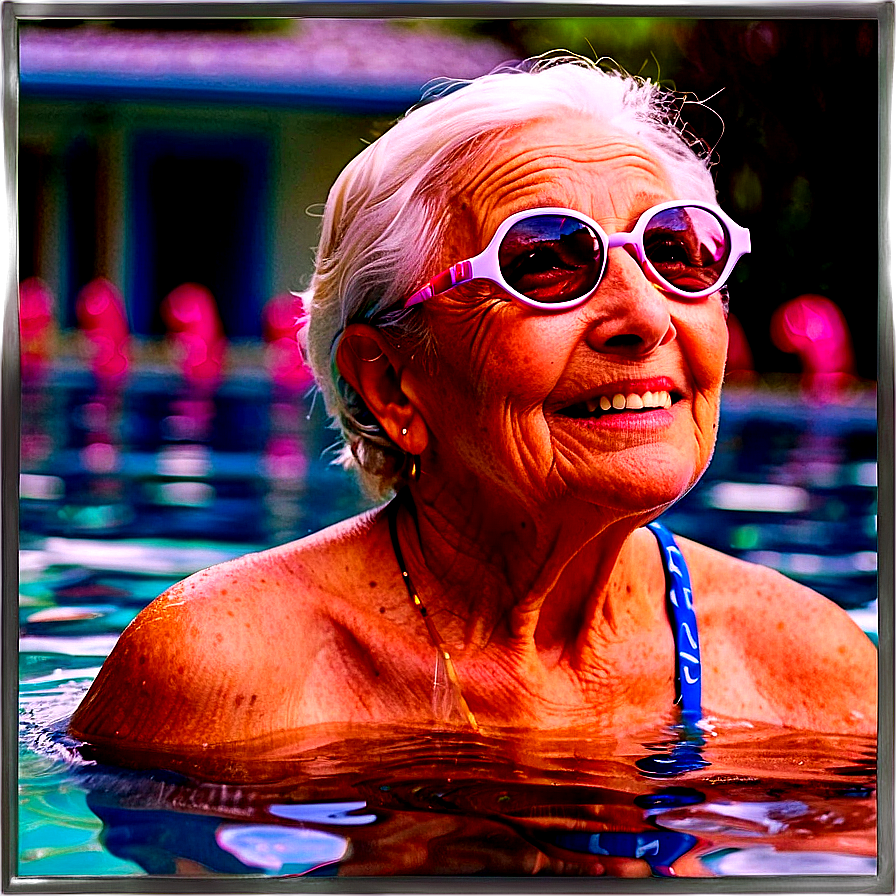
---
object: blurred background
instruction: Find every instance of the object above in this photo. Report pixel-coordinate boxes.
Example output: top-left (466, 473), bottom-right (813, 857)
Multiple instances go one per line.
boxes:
top-left (17, 16), bottom-right (879, 634)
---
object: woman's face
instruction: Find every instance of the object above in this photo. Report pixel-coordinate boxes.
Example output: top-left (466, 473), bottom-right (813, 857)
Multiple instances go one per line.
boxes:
top-left (403, 116), bottom-right (729, 519)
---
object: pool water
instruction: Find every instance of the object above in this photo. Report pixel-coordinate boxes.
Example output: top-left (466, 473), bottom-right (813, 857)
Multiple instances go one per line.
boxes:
top-left (16, 369), bottom-right (879, 879)
top-left (20, 707), bottom-right (877, 877)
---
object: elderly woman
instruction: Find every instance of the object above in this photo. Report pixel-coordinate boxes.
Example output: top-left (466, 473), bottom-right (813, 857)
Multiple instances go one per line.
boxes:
top-left (70, 58), bottom-right (875, 760)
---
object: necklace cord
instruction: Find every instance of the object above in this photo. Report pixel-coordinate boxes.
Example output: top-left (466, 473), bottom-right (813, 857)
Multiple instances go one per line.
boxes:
top-left (387, 499), bottom-right (480, 732)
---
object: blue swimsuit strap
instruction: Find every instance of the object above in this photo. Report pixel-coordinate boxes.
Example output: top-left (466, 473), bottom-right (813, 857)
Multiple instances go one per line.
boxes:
top-left (646, 522), bottom-right (702, 723)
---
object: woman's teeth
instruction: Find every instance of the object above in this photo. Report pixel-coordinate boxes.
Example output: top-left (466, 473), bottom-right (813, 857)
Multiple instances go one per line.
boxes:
top-left (585, 391), bottom-right (672, 414)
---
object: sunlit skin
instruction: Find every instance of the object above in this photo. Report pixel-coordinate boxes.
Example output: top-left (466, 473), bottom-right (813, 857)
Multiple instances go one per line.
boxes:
top-left (71, 115), bottom-right (877, 797)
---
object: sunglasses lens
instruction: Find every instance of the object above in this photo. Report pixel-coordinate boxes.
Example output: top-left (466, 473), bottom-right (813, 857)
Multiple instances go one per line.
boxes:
top-left (498, 215), bottom-right (603, 304)
top-left (644, 206), bottom-right (730, 294)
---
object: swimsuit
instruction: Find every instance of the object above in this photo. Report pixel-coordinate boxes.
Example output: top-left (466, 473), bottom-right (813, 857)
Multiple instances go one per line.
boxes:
top-left (635, 523), bottom-right (708, 781)
top-left (647, 521), bottom-right (702, 723)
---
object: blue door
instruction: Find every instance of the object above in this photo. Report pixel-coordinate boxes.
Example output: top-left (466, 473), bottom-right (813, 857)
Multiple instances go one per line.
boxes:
top-left (130, 131), bottom-right (271, 339)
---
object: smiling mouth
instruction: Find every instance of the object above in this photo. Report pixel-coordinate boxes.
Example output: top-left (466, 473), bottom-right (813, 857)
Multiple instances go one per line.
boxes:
top-left (561, 389), bottom-right (678, 419)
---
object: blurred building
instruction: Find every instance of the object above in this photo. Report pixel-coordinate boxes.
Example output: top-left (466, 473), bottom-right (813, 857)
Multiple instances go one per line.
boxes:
top-left (19, 20), bottom-right (510, 341)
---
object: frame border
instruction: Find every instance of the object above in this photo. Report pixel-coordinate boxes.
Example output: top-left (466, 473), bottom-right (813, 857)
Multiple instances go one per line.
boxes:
top-left (3, 2), bottom-right (893, 893)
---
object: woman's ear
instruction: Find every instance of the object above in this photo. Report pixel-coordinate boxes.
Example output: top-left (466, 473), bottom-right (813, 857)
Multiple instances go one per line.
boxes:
top-left (336, 323), bottom-right (428, 455)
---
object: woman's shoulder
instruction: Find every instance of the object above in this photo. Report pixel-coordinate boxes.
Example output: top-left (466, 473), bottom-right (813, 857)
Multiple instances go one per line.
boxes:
top-left (139, 507), bottom-right (385, 624)
top-left (69, 507), bottom-right (395, 749)
top-left (674, 535), bottom-right (877, 733)
top-left (263, 504), bottom-right (392, 597)
top-left (674, 535), bottom-right (859, 629)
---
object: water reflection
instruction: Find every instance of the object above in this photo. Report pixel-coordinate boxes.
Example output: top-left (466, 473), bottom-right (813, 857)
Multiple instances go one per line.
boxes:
top-left (21, 370), bottom-right (361, 546)
top-left (52, 725), bottom-right (875, 878)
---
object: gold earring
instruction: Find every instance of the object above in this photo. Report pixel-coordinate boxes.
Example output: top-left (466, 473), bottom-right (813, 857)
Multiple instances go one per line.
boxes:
top-left (409, 456), bottom-right (419, 481)
top-left (350, 335), bottom-right (384, 363)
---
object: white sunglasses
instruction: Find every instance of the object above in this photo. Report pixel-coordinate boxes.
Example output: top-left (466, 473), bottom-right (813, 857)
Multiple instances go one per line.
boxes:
top-left (404, 201), bottom-right (751, 311)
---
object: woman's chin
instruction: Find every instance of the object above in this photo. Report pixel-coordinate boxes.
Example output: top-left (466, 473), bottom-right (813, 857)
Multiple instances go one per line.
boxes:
top-left (588, 481), bottom-right (694, 519)
top-left (551, 450), bottom-right (704, 519)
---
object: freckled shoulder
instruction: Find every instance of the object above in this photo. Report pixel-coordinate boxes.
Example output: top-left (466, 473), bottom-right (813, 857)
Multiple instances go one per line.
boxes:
top-left (69, 508), bottom-right (392, 752)
top-left (675, 537), bottom-right (877, 734)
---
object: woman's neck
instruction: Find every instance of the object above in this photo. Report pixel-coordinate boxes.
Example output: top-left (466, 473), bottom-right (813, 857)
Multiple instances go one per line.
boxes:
top-left (389, 483), bottom-right (651, 658)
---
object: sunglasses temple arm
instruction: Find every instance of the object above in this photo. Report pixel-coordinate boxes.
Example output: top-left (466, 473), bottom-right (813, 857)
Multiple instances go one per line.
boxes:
top-left (404, 260), bottom-right (475, 308)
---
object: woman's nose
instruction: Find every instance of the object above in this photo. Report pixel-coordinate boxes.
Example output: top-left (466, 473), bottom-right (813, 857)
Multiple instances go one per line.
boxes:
top-left (583, 249), bottom-right (676, 356)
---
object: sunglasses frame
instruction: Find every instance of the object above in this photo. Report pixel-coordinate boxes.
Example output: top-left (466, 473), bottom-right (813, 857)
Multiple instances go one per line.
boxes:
top-left (404, 200), bottom-right (751, 311)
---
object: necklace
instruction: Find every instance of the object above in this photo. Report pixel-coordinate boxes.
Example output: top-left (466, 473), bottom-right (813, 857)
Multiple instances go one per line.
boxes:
top-left (388, 501), bottom-right (480, 732)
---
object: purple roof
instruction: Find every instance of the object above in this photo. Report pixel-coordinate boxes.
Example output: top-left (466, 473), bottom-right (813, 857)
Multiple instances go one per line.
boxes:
top-left (19, 19), bottom-right (513, 91)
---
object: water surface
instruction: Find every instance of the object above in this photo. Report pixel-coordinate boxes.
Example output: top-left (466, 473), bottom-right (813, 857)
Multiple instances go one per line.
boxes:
top-left (20, 689), bottom-right (877, 878)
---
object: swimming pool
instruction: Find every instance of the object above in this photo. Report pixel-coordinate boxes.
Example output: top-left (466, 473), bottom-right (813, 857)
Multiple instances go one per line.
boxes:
top-left (16, 368), bottom-right (879, 879)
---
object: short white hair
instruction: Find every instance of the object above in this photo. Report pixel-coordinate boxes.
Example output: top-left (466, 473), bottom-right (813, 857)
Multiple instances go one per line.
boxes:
top-left (300, 54), bottom-right (718, 497)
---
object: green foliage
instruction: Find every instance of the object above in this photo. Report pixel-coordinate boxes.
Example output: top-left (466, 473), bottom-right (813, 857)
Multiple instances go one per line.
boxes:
top-left (438, 17), bottom-right (689, 80)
